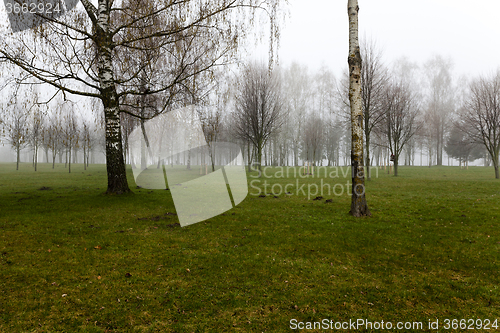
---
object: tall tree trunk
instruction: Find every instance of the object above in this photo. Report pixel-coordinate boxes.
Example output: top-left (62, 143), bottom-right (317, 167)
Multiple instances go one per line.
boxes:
top-left (96, 6), bottom-right (131, 194)
top-left (348, 0), bottom-right (370, 217)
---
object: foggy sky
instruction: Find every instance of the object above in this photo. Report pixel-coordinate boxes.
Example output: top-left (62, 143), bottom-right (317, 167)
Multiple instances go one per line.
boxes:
top-left (272, 0), bottom-right (500, 78)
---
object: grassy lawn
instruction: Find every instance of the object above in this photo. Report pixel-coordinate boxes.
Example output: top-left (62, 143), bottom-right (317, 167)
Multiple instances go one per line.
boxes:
top-left (0, 163), bottom-right (499, 332)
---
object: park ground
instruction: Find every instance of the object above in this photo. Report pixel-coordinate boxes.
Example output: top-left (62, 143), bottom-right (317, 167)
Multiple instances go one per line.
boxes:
top-left (0, 163), bottom-right (499, 332)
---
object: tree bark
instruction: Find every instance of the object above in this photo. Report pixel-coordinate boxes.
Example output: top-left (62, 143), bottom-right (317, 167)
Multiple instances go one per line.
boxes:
top-left (348, 0), bottom-right (370, 217)
top-left (96, 4), bottom-right (131, 194)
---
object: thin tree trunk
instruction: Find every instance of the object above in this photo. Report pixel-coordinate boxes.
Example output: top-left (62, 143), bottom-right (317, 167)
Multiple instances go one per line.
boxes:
top-left (34, 146), bottom-right (38, 171)
top-left (84, 147), bottom-right (87, 170)
top-left (348, 0), bottom-right (370, 217)
top-left (257, 143), bottom-right (263, 174)
top-left (16, 145), bottom-right (20, 170)
top-left (494, 153), bottom-right (500, 179)
top-left (365, 133), bottom-right (371, 180)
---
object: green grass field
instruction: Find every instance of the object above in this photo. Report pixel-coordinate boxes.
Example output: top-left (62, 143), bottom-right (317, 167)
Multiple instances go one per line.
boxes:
top-left (1, 163), bottom-right (499, 332)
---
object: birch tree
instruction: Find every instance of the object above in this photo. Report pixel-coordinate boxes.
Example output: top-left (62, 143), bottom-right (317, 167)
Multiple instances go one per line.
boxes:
top-left (347, 0), bottom-right (370, 217)
top-left (0, 0), bottom-right (286, 194)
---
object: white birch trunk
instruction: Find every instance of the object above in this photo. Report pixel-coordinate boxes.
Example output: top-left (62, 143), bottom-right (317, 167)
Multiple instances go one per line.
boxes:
top-left (95, 0), bottom-right (131, 194)
top-left (348, 0), bottom-right (370, 216)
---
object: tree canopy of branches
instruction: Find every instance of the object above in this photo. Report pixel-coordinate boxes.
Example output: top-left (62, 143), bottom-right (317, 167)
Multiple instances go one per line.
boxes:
top-left (233, 63), bottom-right (283, 172)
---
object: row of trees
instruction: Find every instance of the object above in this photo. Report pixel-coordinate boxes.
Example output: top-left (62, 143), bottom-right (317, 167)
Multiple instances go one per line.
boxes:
top-left (1, 90), bottom-right (103, 172)
top-left (3, 56), bottom-right (499, 180)
top-left (207, 50), bottom-right (499, 180)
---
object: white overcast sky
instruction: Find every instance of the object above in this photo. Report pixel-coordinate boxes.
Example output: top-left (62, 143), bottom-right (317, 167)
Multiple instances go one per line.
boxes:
top-left (263, 0), bottom-right (500, 78)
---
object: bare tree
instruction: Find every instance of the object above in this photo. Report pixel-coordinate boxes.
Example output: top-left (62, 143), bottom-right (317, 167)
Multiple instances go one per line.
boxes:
top-left (423, 55), bottom-right (455, 166)
top-left (360, 39), bottom-right (388, 180)
top-left (60, 103), bottom-right (79, 173)
top-left (283, 62), bottom-right (310, 166)
top-left (302, 113), bottom-right (324, 168)
top-left (198, 105), bottom-right (225, 171)
top-left (2, 103), bottom-right (29, 170)
top-left (80, 119), bottom-right (96, 170)
top-left (46, 110), bottom-right (63, 169)
top-left (29, 105), bottom-right (44, 172)
top-left (459, 72), bottom-right (500, 178)
top-left (347, 0), bottom-right (370, 217)
top-left (0, 0), bottom-right (286, 194)
top-left (380, 79), bottom-right (421, 176)
top-left (324, 118), bottom-right (344, 166)
top-left (233, 63), bottom-right (283, 173)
